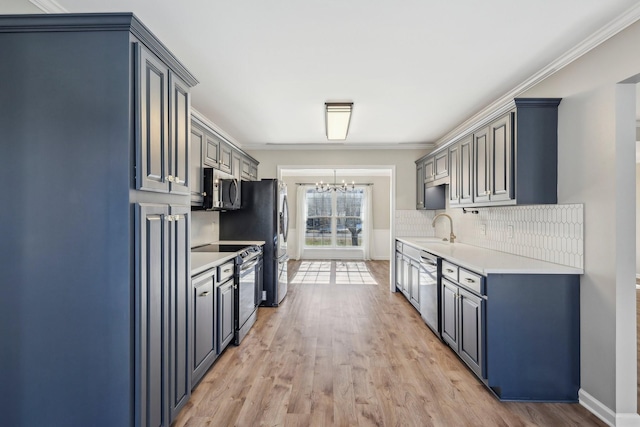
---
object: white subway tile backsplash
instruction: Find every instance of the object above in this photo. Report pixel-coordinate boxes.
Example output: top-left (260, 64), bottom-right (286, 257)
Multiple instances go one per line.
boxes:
top-left (397, 204), bottom-right (584, 270)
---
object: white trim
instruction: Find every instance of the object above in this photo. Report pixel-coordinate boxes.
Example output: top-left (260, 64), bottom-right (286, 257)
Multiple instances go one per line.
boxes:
top-left (191, 108), bottom-right (243, 149)
top-left (29, 0), bottom-right (68, 13)
top-left (432, 2), bottom-right (640, 152)
top-left (616, 414), bottom-right (640, 427)
top-left (579, 389), bottom-right (615, 426)
top-left (245, 142), bottom-right (435, 151)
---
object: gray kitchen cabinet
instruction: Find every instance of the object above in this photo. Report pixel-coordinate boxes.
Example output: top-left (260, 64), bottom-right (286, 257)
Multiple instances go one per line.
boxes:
top-left (192, 269), bottom-right (217, 386)
top-left (474, 114), bottom-right (514, 204)
top-left (409, 259), bottom-right (420, 310)
top-left (433, 150), bottom-right (449, 183)
top-left (250, 161), bottom-right (259, 181)
top-left (415, 156), bottom-right (446, 210)
top-left (232, 151), bottom-right (242, 181)
top-left (241, 157), bottom-right (260, 181)
top-left (395, 250), bottom-right (404, 290)
top-left (138, 46), bottom-right (191, 196)
top-left (204, 132), bottom-right (220, 167)
top-left (219, 140), bottom-right (233, 175)
top-left (473, 126), bottom-right (491, 204)
top-left (168, 206), bottom-right (191, 421)
top-left (424, 156), bottom-right (435, 185)
top-left (218, 279), bottom-right (235, 352)
top-left (0, 14), bottom-right (197, 427)
top-left (440, 270), bottom-right (485, 379)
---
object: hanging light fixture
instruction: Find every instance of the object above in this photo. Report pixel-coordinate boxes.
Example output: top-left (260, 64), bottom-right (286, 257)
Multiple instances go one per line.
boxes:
top-left (316, 170), bottom-right (355, 193)
top-left (325, 102), bottom-right (353, 140)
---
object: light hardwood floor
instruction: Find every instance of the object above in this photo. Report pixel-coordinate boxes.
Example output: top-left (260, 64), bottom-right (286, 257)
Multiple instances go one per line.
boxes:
top-left (173, 260), bottom-right (606, 426)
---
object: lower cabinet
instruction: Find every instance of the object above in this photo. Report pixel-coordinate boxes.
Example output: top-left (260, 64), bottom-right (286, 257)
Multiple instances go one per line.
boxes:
top-left (191, 269), bottom-right (217, 386)
top-left (441, 276), bottom-right (485, 379)
top-left (138, 203), bottom-right (190, 427)
top-left (217, 279), bottom-right (235, 352)
top-left (409, 259), bottom-right (420, 310)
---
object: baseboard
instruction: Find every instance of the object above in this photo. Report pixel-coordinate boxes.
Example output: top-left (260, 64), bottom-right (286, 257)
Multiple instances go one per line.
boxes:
top-left (579, 389), bottom-right (615, 426)
top-left (579, 389), bottom-right (640, 426)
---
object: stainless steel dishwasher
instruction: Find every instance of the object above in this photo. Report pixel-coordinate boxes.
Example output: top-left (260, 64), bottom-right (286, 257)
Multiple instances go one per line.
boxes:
top-left (418, 250), bottom-right (441, 336)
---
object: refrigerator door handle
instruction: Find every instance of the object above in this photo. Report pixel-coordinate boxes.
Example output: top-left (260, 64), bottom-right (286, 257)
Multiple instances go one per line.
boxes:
top-left (281, 194), bottom-right (289, 243)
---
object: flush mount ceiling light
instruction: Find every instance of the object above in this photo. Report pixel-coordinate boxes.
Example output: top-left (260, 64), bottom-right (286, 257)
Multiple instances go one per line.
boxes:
top-left (325, 102), bottom-right (353, 140)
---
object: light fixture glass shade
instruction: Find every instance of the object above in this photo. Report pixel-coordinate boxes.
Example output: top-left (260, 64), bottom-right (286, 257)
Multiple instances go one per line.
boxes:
top-left (325, 103), bottom-right (352, 140)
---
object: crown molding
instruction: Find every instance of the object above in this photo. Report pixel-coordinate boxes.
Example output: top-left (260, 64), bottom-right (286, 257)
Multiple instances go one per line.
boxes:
top-left (190, 108), bottom-right (243, 148)
top-left (433, 2), bottom-right (640, 151)
top-left (29, 0), bottom-right (68, 13)
top-left (243, 142), bottom-right (435, 151)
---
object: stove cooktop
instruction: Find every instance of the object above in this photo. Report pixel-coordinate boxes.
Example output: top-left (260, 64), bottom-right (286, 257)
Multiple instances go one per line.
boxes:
top-left (192, 244), bottom-right (253, 253)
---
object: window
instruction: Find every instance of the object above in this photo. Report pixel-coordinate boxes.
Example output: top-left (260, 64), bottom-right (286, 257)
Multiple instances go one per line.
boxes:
top-left (305, 188), bottom-right (364, 248)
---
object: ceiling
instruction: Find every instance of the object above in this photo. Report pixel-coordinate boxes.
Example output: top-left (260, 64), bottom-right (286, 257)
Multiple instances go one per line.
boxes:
top-left (9, 0), bottom-right (640, 149)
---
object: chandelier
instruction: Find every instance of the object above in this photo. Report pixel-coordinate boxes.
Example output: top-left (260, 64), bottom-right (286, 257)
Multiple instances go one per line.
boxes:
top-left (315, 170), bottom-right (355, 193)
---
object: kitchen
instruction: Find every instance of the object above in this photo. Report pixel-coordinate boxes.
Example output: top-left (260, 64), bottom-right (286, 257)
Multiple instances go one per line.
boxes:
top-left (0, 1), bottom-right (639, 427)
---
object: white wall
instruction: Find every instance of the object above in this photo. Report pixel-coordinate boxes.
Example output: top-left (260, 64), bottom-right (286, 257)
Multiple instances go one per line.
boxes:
top-left (0, 0), bottom-right (41, 13)
top-left (637, 163), bottom-right (640, 278)
top-left (519, 21), bottom-right (640, 424)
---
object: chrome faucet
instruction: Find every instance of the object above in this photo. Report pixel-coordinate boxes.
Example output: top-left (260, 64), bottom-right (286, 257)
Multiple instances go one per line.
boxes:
top-left (432, 213), bottom-right (456, 243)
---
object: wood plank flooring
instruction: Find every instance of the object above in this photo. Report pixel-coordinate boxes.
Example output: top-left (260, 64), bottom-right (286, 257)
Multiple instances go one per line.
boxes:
top-left (173, 260), bottom-right (606, 426)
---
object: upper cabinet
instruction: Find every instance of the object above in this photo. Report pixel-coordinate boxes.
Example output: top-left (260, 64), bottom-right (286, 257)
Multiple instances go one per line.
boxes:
top-left (433, 150), bottom-right (449, 183)
top-left (137, 45), bottom-right (192, 195)
top-left (420, 98), bottom-right (561, 209)
top-left (415, 159), bottom-right (425, 209)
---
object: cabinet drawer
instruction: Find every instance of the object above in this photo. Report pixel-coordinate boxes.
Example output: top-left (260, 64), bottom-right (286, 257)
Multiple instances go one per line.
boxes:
top-left (396, 241), bottom-right (403, 252)
top-left (217, 260), bottom-right (235, 284)
top-left (459, 269), bottom-right (484, 295)
top-left (442, 261), bottom-right (459, 282)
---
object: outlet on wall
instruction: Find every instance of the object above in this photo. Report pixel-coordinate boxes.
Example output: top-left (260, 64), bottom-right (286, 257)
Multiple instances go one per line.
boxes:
top-left (507, 224), bottom-right (514, 239)
top-left (480, 224), bottom-right (486, 236)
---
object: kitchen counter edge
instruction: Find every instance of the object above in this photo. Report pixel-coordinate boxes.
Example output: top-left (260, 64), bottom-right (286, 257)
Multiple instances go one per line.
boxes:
top-left (190, 240), bottom-right (266, 276)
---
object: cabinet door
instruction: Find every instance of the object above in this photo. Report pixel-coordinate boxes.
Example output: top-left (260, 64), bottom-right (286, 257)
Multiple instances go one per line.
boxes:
top-left (424, 157), bottom-right (435, 185)
top-left (192, 271), bottom-right (215, 379)
top-left (250, 161), bottom-right (259, 181)
top-left (473, 127), bottom-right (491, 204)
top-left (232, 151), bottom-right (242, 181)
top-left (415, 161), bottom-right (425, 209)
top-left (458, 288), bottom-right (484, 378)
top-left (434, 150), bottom-right (449, 181)
top-left (395, 251), bottom-right (404, 290)
top-left (489, 113), bottom-right (514, 203)
top-left (401, 256), bottom-right (410, 297)
top-left (459, 135), bottom-right (474, 205)
top-left (441, 279), bottom-right (458, 350)
top-left (204, 133), bottom-right (219, 167)
top-left (169, 206), bottom-right (190, 420)
top-left (137, 203), bottom-right (170, 427)
top-left (138, 46), bottom-right (169, 193)
top-left (241, 157), bottom-right (251, 180)
top-left (168, 72), bottom-right (190, 195)
top-left (217, 279), bottom-right (235, 353)
top-left (219, 141), bottom-right (233, 175)
top-left (189, 126), bottom-right (205, 206)
top-left (448, 144), bottom-right (460, 205)
top-left (409, 260), bottom-right (420, 309)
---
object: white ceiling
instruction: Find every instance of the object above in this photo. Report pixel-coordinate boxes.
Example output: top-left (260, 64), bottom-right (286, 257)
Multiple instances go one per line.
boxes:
top-left (10, 0), bottom-right (640, 149)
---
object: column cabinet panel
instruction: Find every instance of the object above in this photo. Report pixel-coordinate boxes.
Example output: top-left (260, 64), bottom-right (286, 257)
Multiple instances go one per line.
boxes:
top-left (169, 206), bottom-right (190, 421)
top-left (489, 113), bottom-right (514, 202)
top-left (459, 136), bottom-right (474, 205)
top-left (138, 46), bottom-right (169, 193)
top-left (138, 204), bottom-right (170, 427)
top-left (415, 160), bottom-right (425, 209)
top-left (473, 127), bottom-right (490, 204)
top-left (189, 126), bottom-right (205, 206)
top-left (168, 73), bottom-right (191, 195)
top-left (448, 144), bottom-right (460, 206)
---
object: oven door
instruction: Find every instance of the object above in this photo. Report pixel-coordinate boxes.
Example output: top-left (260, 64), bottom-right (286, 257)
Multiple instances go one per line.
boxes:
top-left (238, 257), bottom-right (259, 327)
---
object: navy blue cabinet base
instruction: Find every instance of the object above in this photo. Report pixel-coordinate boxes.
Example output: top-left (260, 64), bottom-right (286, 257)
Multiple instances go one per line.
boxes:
top-left (0, 14), bottom-right (197, 427)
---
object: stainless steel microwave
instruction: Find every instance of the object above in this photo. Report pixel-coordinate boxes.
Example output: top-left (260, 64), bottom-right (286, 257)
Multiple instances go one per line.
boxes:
top-left (203, 168), bottom-right (241, 210)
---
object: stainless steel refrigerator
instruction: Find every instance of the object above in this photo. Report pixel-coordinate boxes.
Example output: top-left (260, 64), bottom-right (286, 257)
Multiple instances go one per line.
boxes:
top-left (219, 179), bottom-right (289, 306)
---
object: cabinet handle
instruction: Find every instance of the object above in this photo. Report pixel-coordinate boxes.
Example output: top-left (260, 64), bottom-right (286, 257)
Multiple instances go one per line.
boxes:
top-left (465, 278), bottom-right (475, 283)
top-left (223, 268), bottom-right (232, 273)
top-left (233, 285), bottom-right (238, 289)
top-left (202, 191), bottom-right (207, 197)
top-left (175, 176), bottom-right (183, 184)
top-left (173, 214), bottom-right (182, 221)
top-left (200, 291), bottom-right (210, 297)
top-left (167, 175), bottom-right (175, 183)
top-left (166, 215), bottom-right (175, 222)
top-left (446, 269), bottom-right (454, 273)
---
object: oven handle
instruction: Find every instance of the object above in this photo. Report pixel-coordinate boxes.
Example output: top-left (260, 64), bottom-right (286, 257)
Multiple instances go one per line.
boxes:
top-left (420, 256), bottom-right (437, 267)
top-left (240, 258), bottom-right (260, 272)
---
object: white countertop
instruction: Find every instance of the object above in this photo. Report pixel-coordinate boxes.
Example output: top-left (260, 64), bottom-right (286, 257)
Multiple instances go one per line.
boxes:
top-left (396, 237), bottom-right (583, 275)
top-left (190, 240), bottom-right (266, 276)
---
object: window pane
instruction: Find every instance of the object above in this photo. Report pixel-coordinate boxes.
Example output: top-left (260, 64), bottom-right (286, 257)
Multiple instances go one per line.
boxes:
top-left (304, 188), bottom-right (364, 249)
top-left (306, 190), bottom-right (331, 216)
top-left (336, 217), bottom-right (362, 247)
top-left (305, 216), bottom-right (331, 246)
